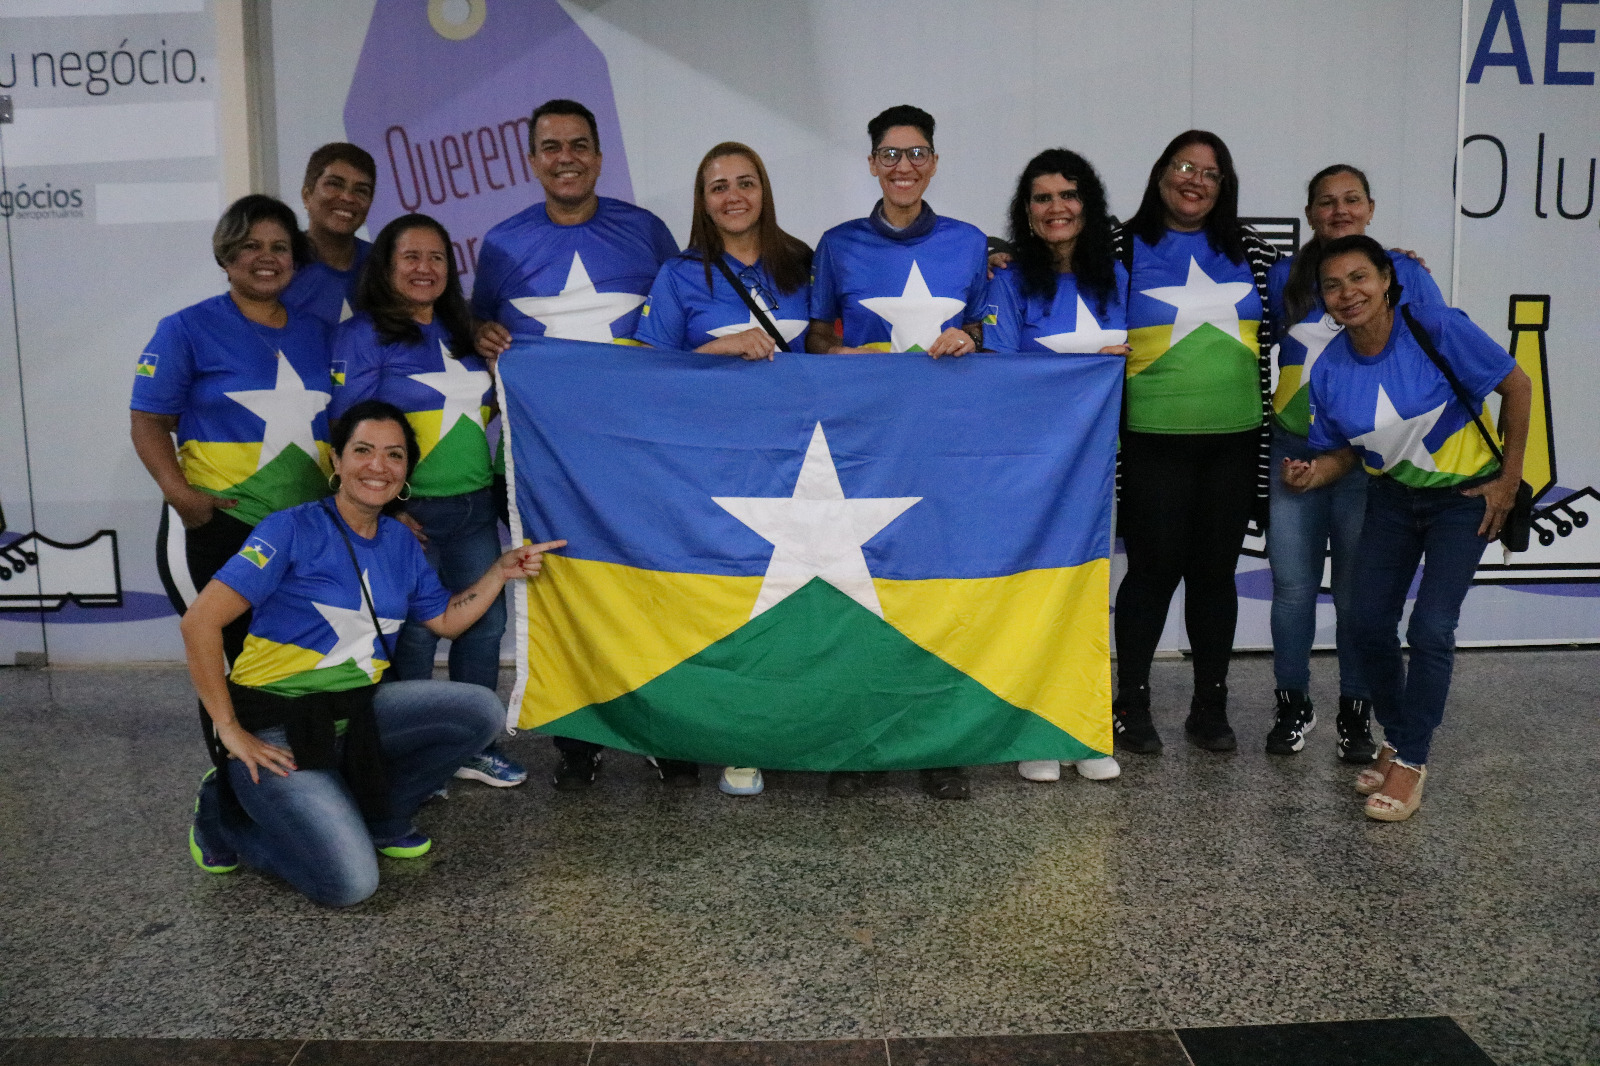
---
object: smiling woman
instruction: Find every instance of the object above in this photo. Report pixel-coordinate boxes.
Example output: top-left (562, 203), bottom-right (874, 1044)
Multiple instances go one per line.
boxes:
top-left (179, 398), bottom-right (564, 905)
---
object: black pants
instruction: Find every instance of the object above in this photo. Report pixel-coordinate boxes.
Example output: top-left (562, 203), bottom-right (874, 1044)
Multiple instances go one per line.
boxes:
top-left (1115, 429), bottom-right (1258, 691)
top-left (174, 508), bottom-right (254, 667)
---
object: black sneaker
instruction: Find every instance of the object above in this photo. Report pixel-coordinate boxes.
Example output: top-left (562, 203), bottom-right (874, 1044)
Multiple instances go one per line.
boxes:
top-left (654, 758), bottom-right (701, 788)
top-left (1185, 682), bottom-right (1237, 751)
top-left (552, 749), bottom-right (599, 791)
top-left (1336, 696), bottom-right (1379, 764)
top-left (920, 766), bottom-right (970, 800)
top-left (1265, 688), bottom-right (1316, 755)
top-left (1112, 683), bottom-right (1163, 754)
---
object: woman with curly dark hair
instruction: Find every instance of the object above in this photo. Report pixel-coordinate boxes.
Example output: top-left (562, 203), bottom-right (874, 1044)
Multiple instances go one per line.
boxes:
top-left (1111, 130), bottom-right (1279, 758)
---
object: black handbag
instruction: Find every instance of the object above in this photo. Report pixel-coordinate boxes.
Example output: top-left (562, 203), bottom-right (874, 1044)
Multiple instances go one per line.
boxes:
top-left (1399, 306), bottom-right (1534, 551)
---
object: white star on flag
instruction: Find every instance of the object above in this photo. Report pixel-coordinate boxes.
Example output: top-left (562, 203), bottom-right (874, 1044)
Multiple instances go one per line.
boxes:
top-left (1034, 294), bottom-right (1130, 354)
top-left (860, 261), bottom-right (967, 352)
top-left (510, 251), bottom-right (645, 342)
top-left (409, 340), bottom-right (491, 441)
top-left (707, 292), bottom-right (808, 347)
top-left (1141, 257), bottom-right (1254, 347)
top-left (1350, 384), bottom-right (1446, 473)
top-left (714, 423), bottom-right (920, 619)
top-left (313, 571), bottom-right (403, 680)
top-left (225, 352), bottom-right (331, 471)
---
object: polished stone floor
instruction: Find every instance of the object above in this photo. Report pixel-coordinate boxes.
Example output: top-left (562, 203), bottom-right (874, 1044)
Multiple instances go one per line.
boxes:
top-left (1, 651), bottom-right (1596, 1066)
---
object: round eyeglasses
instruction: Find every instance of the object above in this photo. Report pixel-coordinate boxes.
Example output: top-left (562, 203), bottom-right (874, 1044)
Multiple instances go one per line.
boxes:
top-left (872, 145), bottom-right (934, 168)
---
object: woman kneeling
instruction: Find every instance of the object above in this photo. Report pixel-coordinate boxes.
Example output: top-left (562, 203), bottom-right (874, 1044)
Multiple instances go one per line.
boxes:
top-left (181, 400), bottom-right (563, 905)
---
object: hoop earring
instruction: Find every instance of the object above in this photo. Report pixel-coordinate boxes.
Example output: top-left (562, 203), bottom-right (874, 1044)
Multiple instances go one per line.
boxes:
top-left (397, 482), bottom-right (412, 502)
top-left (328, 472), bottom-right (341, 492)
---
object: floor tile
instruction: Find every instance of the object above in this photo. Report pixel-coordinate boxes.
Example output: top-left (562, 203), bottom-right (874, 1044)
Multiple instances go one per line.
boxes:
top-left (1176, 1016), bottom-right (1496, 1065)
top-left (589, 1039), bottom-right (889, 1065)
top-left (887, 1029), bottom-right (1190, 1065)
top-left (0, 1038), bottom-right (303, 1065)
top-left (294, 1040), bottom-right (590, 1065)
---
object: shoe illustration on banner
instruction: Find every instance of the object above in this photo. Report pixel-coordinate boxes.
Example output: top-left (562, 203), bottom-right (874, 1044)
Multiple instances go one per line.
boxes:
top-left (343, 0), bottom-right (636, 277)
top-left (0, 499), bottom-right (124, 612)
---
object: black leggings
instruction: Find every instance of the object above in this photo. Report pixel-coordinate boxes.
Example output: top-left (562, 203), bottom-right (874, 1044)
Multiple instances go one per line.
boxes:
top-left (176, 507), bottom-right (254, 667)
top-left (1115, 429), bottom-right (1258, 691)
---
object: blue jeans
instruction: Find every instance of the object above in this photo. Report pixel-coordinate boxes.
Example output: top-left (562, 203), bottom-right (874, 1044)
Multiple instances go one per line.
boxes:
top-left (196, 680), bottom-right (503, 907)
top-left (391, 489), bottom-right (506, 691)
top-left (1267, 426), bottom-right (1369, 696)
top-left (1350, 476), bottom-right (1489, 766)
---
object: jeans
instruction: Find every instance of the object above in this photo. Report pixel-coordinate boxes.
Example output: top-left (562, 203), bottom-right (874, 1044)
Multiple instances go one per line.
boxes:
top-left (1115, 429), bottom-right (1259, 689)
top-left (391, 489), bottom-right (506, 691)
top-left (1350, 476), bottom-right (1488, 766)
top-left (1267, 426), bottom-right (1369, 696)
top-left (196, 680), bottom-right (503, 907)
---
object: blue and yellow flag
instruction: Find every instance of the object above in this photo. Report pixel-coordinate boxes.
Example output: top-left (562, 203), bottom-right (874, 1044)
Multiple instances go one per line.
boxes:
top-left (498, 340), bottom-right (1121, 770)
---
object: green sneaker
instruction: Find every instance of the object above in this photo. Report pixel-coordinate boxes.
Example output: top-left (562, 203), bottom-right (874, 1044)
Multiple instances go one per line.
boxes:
top-left (189, 770), bottom-right (239, 874)
top-left (376, 831), bottom-right (432, 859)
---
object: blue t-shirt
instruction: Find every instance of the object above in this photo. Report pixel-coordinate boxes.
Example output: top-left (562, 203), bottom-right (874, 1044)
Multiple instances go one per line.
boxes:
top-left (636, 251), bottom-right (812, 351)
top-left (1125, 228), bottom-right (1265, 434)
top-left (986, 262), bottom-right (1130, 353)
top-left (809, 213), bottom-right (989, 352)
top-left (470, 196), bottom-right (678, 345)
top-left (1269, 249), bottom-right (1444, 437)
top-left (219, 501), bottom-right (451, 696)
top-left (131, 293), bottom-right (333, 526)
top-left (329, 314), bottom-right (494, 498)
top-left (281, 240), bottom-right (371, 328)
top-left (1308, 302), bottom-right (1515, 489)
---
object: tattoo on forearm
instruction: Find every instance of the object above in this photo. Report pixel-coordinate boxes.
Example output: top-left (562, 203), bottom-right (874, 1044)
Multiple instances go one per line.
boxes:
top-left (449, 591), bottom-right (479, 610)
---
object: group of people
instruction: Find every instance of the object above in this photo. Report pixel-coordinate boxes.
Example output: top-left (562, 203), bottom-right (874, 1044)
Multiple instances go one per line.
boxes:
top-left (131, 97), bottom-right (1529, 907)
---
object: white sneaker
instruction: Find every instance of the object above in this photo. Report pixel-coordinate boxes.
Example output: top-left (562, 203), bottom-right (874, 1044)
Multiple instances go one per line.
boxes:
top-left (718, 766), bottom-right (764, 796)
top-left (1073, 756), bottom-right (1121, 781)
top-left (1017, 760), bottom-right (1061, 782)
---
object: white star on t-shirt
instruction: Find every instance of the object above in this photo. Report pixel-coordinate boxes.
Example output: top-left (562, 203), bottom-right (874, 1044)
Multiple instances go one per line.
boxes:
top-left (1289, 314), bottom-right (1341, 381)
top-left (313, 571), bottom-right (403, 681)
top-left (509, 252), bottom-right (645, 343)
top-left (1141, 257), bottom-right (1254, 347)
top-left (1034, 294), bottom-right (1129, 354)
top-left (408, 340), bottom-right (491, 442)
top-left (713, 423), bottom-right (920, 619)
top-left (1350, 384), bottom-right (1446, 473)
top-left (859, 261), bottom-right (967, 352)
top-left (224, 352), bottom-right (330, 471)
top-left (338, 298), bottom-right (353, 323)
top-left (707, 292), bottom-right (809, 348)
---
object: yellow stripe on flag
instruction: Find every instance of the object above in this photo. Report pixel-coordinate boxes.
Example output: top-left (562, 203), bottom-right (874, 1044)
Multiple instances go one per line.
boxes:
top-left (875, 558), bottom-right (1112, 753)
top-left (230, 635), bottom-right (327, 690)
top-left (518, 554), bottom-right (763, 729)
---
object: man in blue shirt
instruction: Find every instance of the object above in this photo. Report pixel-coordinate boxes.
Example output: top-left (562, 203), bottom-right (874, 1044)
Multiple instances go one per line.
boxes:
top-left (472, 99), bottom-right (677, 351)
top-left (807, 105), bottom-right (988, 359)
top-left (282, 143), bottom-right (377, 327)
top-left (470, 99), bottom-right (683, 793)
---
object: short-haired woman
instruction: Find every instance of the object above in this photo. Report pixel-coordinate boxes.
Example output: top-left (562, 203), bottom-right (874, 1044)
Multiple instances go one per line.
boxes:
top-left (131, 195), bottom-right (334, 668)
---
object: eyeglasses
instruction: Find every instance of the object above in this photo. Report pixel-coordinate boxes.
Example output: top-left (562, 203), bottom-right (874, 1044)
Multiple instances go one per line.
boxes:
top-left (1030, 190), bottom-right (1081, 206)
top-left (737, 266), bottom-right (776, 311)
top-left (872, 145), bottom-right (934, 168)
top-left (1168, 159), bottom-right (1223, 186)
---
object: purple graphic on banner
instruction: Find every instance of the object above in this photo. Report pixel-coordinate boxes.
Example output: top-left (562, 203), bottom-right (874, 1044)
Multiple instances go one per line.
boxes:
top-left (343, 0), bottom-right (634, 285)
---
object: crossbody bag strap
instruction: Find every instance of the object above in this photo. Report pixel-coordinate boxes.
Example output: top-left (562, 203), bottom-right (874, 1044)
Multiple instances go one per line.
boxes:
top-left (712, 255), bottom-right (791, 352)
top-left (321, 500), bottom-right (395, 663)
top-left (1399, 305), bottom-right (1504, 465)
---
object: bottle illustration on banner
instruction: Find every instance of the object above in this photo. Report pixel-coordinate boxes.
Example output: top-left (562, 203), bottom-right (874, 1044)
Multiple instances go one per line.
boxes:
top-left (343, 0), bottom-right (636, 280)
top-left (0, 497), bottom-right (125, 612)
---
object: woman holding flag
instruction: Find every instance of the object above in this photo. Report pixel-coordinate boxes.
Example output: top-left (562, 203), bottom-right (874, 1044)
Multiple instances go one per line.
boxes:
top-left (181, 398), bottom-right (563, 905)
top-left (635, 142), bottom-right (813, 798)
